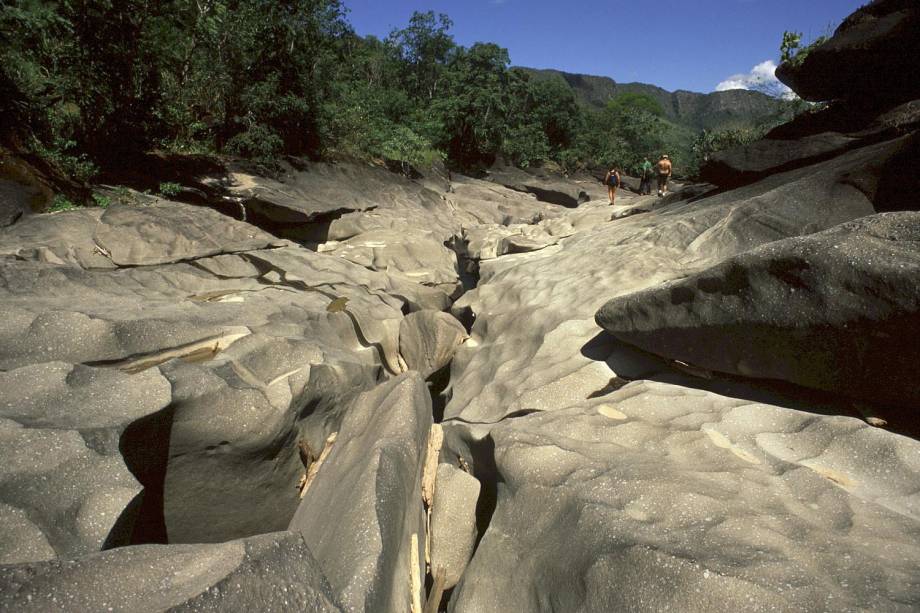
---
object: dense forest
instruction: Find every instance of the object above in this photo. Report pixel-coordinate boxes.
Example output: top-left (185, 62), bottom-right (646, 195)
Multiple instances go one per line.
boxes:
top-left (0, 0), bottom-right (801, 189)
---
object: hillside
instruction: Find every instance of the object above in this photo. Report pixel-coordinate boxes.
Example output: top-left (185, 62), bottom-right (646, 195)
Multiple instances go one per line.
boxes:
top-left (520, 67), bottom-right (792, 131)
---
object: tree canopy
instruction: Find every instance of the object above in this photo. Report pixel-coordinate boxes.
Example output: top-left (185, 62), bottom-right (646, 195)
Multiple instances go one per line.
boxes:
top-left (0, 2), bottom-right (799, 185)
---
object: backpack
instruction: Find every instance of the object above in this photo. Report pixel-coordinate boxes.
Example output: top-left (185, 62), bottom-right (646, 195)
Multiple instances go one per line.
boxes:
top-left (607, 172), bottom-right (620, 187)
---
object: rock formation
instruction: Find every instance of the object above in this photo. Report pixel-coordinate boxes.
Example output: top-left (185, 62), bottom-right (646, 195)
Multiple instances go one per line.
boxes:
top-left (0, 2), bottom-right (919, 611)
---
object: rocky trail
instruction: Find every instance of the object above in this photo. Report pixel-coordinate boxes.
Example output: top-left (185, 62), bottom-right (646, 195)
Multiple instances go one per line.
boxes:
top-left (1, 1), bottom-right (919, 611)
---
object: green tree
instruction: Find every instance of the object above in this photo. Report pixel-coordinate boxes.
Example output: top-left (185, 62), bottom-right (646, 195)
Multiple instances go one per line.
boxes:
top-left (780, 31), bottom-right (802, 63)
top-left (594, 93), bottom-right (668, 171)
top-left (386, 11), bottom-right (454, 102)
top-left (432, 43), bottom-right (511, 167)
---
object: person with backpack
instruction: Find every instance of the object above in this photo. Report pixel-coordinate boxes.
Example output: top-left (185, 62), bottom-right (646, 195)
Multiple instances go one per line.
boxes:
top-left (639, 157), bottom-right (654, 195)
top-left (656, 154), bottom-right (672, 197)
top-left (604, 165), bottom-right (621, 205)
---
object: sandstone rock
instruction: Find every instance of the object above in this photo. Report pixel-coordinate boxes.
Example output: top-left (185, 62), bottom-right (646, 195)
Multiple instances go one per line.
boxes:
top-left (459, 199), bottom-right (621, 263)
top-left (0, 200), bottom-right (283, 270)
top-left (225, 161), bottom-right (387, 224)
top-left (447, 175), bottom-right (566, 226)
top-left (0, 531), bottom-right (341, 612)
top-left (0, 362), bottom-right (172, 563)
top-left (596, 212), bottom-right (920, 408)
top-left (399, 311), bottom-right (468, 379)
top-left (449, 382), bottom-right (920, 612)
top-left (0, 179), bottom-right (37, 227)
top-left (776, 0), bottom-right (920, 104)
top-left (444, 140), bottom-right (898, 425)
top-left (0, 200), bottom-right (425, 547)
top-left (429, 463), bottom-right (480, 589)
top-left (487, 166), bottom-right (598, 207)
top-left (289, 373), bottom-right (432, 612)
top-left (319, 228), bottom-right (462, 299)
top-left (700, 132), bottom-right (859, 187)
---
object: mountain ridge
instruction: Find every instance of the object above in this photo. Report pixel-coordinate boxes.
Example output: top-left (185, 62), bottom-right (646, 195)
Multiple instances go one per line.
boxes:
top-left (518, 67), bottom-right (791, 131)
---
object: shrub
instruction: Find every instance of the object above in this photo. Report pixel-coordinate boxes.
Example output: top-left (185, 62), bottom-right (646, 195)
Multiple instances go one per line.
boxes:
top-left (158, 182), bottom-right (182, 197)
top-left (226, 123), bottom-right (285, 164)
top-left (781, 31), bottom-right (829, 67)
top-left (48, 195), bottom-right (78, 212)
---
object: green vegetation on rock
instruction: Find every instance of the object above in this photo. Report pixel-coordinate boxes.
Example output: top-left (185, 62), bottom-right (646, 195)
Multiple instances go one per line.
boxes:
top-left (781, 31), bottom-right (830, 67)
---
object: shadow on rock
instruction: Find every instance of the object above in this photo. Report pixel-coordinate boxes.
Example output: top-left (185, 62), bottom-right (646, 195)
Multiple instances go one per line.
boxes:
top-left (580, 331), bottom-right (920, 441)
top-left (119, 404), bottom-right (176, 545)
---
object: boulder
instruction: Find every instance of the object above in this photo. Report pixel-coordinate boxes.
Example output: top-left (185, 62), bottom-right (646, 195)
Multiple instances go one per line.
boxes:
top-left (429, 463), bottom-right (480, 589)
top-left (0, 531), bottom-right (341, 612)
top-left (487, 166), bottom-right (596, 207)
top-left (0, 149), bottom-right (57, 226)
top-left (224, 161), bottom-right (387, 225)
top-left (399, 311), bottom-right (469, 379)
top-left (700, 132), bottom-right (860, 187)
top-left (776, 0), bottom-right (920, 104)
top-left (596, 212), bottom-right (920, 407)
top-left (289, 373), bottom-right (432, 612)
top-left (449, 382), bottom-right (920, 611)
top-left (0, 179), bottom-right (38, 227)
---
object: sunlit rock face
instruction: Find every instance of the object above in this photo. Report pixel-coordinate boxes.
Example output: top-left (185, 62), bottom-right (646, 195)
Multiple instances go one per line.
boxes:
top-left (1, 2), bottom-right (920, 607)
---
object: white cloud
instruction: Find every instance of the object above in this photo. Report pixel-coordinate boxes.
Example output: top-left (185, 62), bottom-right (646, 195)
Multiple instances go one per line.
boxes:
top-left (716, 60), bottom-right (796, 99)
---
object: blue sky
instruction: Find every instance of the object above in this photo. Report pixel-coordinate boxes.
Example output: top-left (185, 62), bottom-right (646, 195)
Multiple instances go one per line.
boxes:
top-left (343, 0), bottom-right (866, 94)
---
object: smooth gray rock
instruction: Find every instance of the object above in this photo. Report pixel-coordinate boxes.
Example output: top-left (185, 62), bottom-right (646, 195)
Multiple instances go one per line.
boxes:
top-left (445, 138), bottom-right (901, 424)
top-left (700, 132), bottom-right (859, 187)
top-left (596, 212), bottom-right (920, 407)
top-left (0, 178), bottom-right (38, 227)
top-left (449, 382), bottom-right (920, 612)
top-left (399, 311), bottom-right (468, 379)
top-left (0, 200), bottom-right (283, 269)
top-left (776, 0), bottom-right (920, 104)
top-left (224, 161), bottom-right (391, 224)
top-left (289, 373), bottom-right (432, 612)
top-left (0, 362), bottom-right (172, 563)
top-left (0, 531), bottom-right (341, 612)
top-left (487, 166), bottom-right (598, 207)
top-left (0, 201), bottom-right (421, 546)
top-left (429, 463), bottom-right (480, 589)
top-left (319, 228), bottom-right (462, 298)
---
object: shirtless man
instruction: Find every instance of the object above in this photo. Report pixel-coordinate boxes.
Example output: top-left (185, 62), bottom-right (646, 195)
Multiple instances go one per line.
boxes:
top-left (656, 154), bottom-right (672, 197)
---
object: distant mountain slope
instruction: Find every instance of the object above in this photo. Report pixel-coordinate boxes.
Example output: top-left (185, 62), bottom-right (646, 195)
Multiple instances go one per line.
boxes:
top-left (520, 68), bottom-right (790, 131)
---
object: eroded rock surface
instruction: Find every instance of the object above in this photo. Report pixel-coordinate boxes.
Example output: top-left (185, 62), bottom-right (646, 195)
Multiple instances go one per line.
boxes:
top-left (2, 7), bottom-right (919, 607)
top-left (597, 212), bottom-right (920, 407)
top-left (486, 165), bottom-right (602, 207)
top-left (0, 363), bottom-right (173, 563)
top-left (289, 373), bottom-right (432, 612)
top-left (449, 382), bottom-right (920, 612)
top-left (399, 311), bottom-right (469, 379)
top-left (0, 531), bottom-right (341, 612)
top-left (446, 139), bottom-right (898, 425)
top-left (429, 463), bottom-right (480, 589)
top-left (0, 199), bottom-right (432, 548)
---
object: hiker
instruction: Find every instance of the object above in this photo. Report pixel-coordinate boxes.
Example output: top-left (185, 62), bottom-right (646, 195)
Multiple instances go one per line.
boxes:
top-left (656, 154), bottom-right (672, 197)
top-left (604, 165), bottom-right (621, 205)
top-left (639, 157), bottom-right (654, 195)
